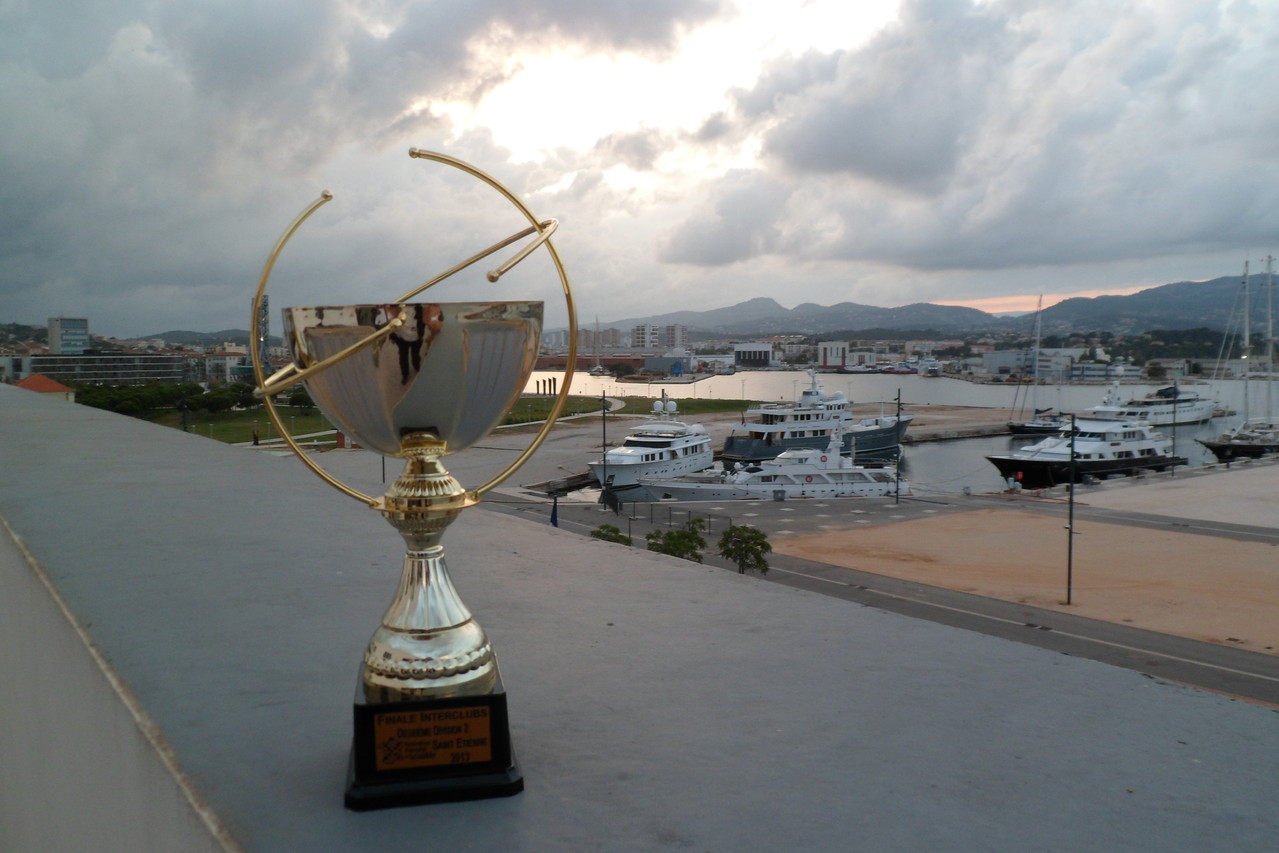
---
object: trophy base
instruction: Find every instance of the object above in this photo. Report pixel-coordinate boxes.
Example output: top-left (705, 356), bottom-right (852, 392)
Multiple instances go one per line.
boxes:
top-left (344, 669), bottom-right (523, 811)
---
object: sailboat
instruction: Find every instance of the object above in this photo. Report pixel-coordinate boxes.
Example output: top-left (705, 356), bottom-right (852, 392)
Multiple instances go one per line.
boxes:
top-left (589, 316), bottom-right (610, 376)
top-left (1008, 296), bottom-right (1068, 435)
top-left (1199, 257), bottom-right (1279, 461)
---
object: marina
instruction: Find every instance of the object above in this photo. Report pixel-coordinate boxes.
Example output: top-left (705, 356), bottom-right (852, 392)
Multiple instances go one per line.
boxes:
top-left (520, 370), bottom-right (1259, 498)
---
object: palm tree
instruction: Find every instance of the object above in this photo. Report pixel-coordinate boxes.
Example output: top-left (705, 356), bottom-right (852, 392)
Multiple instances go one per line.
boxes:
top-left (717, 525), bottom-right (771, 574)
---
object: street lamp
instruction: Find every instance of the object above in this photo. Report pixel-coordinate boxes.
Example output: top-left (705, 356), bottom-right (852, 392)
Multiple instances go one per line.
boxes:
top-left (1065, 413), bottom-right (1078, 605)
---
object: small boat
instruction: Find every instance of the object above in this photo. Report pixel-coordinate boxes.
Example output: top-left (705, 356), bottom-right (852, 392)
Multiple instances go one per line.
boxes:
top-left (1198, 418), bottom-right (1279, 461)
top-left (1199, 258), bottom-right (1279, 461)
top-left (1007, 296), bottom-right (1067, 434)
top-left (985, 417), bottom-right (1186, 488)
top-left (1082, 382), bottom-right (1216, 425)
top-left (588, 316), bottom-right (610, 375)
top-left (641, 436), bottom-right (906, 501)
top-left (721, 370), bottom-right (912, 468)
top-left (1008, 408), bottom-right (1069, 436)
top-left (588, 394), bottom-right (713, 493)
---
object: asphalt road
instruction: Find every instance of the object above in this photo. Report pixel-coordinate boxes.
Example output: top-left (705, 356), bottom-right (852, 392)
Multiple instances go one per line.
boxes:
top-left (482, 489), bottom-right (1279, 707)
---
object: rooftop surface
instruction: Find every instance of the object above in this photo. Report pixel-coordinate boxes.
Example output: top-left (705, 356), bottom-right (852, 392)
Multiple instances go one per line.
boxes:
top-left (1, 383), bottom-right (1276, 851)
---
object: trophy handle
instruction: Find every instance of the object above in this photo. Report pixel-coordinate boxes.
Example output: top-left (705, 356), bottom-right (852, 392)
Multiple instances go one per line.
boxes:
top-left (249, 150), bottom-right (578, 506)
top-left (249, 192), bottom-right (384, 506)
top-left (406, 150), bottom-right (577, 500)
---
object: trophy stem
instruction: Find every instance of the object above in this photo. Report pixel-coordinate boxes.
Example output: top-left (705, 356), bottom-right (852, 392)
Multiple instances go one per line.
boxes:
top-left (362, 543), bottom-right (497, 703)
top-left (361, 437), bottom-right (497, 703)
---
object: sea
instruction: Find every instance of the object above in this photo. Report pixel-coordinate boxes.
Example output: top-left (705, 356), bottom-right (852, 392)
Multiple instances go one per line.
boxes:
top-left (526, 370), bottom-right (1277, 498)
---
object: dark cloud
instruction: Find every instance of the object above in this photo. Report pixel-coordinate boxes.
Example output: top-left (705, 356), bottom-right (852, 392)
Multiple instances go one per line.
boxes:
top-left (673, 0), bottom-right (1279, 277)
top-left (657, 170), bottom-right (791, 265)
top-left (754, 1), bottom-right (1009, 192)
top-left (0, 0), bottom-right (729, 335)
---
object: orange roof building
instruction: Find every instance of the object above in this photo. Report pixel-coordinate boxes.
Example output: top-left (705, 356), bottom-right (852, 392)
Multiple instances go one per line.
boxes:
top-left (15, 373), bottom-right (75, 401)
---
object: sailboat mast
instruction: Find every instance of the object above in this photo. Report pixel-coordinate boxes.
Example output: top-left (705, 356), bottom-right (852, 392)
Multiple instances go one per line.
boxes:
top-left (1241, 260), bottom-right (1251, 422)
top-left (1266, 256), bottom-right (1275, 421)
top-left (593, 316), bottom-right (602, 371)
top-left (1030, 294), bottom-right (1043, 414)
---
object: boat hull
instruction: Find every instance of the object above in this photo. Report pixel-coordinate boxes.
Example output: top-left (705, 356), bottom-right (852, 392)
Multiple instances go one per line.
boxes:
top-left (985, 454), bottom-right (1186, 489)
top-left (588, 454), bottom-right (713, 490)
top-left (1197, 438), bottom-right (1279, 462)
top-left (642, 478), bottom-right (906, 501)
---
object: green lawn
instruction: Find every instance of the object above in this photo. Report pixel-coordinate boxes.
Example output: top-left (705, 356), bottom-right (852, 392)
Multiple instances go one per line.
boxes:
top-left (148, 407), bottom-right (335, 444)
top-left (142, 394), bottom-right (750, 444)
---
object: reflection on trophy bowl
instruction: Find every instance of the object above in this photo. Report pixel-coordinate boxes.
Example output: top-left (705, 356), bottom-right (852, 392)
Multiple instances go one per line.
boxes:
top-left (283, 301), bottom-right (543, 702)
top-left (282, 301), bottom-right (543, 458)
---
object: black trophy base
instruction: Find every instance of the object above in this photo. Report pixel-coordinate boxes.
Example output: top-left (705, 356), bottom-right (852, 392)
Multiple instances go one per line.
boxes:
top-left (344, 670), bottom-right (523, 811)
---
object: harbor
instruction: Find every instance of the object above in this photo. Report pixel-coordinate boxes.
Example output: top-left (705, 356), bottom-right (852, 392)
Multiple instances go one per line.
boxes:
top-left (508, 370), bottom-right (1267, 496)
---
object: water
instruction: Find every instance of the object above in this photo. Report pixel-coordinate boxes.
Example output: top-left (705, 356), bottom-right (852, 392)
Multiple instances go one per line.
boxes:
top-left (528, 369), bottom-right (1274, 497)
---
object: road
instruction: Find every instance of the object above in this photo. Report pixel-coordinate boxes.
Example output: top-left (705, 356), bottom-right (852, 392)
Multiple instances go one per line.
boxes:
top-left (483, 488), bottom-right (1279, 707)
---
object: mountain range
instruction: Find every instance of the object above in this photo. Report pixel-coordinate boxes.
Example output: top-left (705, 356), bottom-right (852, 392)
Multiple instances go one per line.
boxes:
top-left (138, 274), bottom-right (1268, 346)
top-left (604, 274), bottom-right (1268, 338)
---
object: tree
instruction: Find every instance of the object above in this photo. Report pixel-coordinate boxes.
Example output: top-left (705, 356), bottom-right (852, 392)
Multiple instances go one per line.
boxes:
top-left (590, 524), bottom-right (632, 546)
top-left (646, 518), bottom-right (708, 563)
top-left (288, 385), bottom-right (315, 410)
top-left (717, 525), bottom-right (772, 574)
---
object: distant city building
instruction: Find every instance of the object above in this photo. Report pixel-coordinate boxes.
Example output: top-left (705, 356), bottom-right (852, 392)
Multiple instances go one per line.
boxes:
top-left (817, 342), bottom-right (882, 369)
top-left (662, 324), bottom-right (687, 349)
top-left (733, 342), bottom-right (775, 369)
top-left (904, 339), bottom-right (964, 356)
top-left (818, 341), bottom-right (848, 369)
top-left (1068, 362), bottom-right (1116, 382)
top-left (48, 317), bottom-right (89, 355)
top-left (632, 324), bottom-right (662, 349)
top-left (9, 353), bottom-right (185, 385)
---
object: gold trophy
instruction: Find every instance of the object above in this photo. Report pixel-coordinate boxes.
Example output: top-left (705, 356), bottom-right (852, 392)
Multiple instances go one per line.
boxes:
top-left (250, 150), bottom-right (576, 809)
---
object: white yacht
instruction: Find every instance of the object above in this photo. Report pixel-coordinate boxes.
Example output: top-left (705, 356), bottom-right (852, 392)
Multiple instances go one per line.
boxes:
top-left (642, 436), bottom-right (905, 501)
top-left (588, 396), bottom-right (713, 493)
top-left (1083, 383), bottom-right (1216, 425)
top-left (986, 417), bottom-right (1186, 488)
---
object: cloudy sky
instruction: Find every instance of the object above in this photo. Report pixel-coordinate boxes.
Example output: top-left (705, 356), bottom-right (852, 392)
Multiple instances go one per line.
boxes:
top-left (3, 0), bottom-right (1277, 339)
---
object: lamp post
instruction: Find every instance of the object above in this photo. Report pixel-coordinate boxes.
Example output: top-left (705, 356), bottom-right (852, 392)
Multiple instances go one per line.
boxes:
top-left (1065, 413), bottom-right (1078, 605)
top-left (893, 388), bottom-right (903, 505)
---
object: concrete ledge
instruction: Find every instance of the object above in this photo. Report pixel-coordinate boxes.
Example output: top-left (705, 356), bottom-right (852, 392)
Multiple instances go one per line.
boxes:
top-left (2, 384), bottom-right (1277, 852)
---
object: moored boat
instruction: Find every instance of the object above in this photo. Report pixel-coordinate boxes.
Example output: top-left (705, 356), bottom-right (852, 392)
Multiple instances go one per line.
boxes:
top-left (1083, 382), bottom-right (1216, 425)
top-left (1008, 409), bottom-right (1069, 435)
top-left (588, 395), bottom-right (713, 492)
top-left (641, 439), bottom-right (906, 501)
top-left (1198, 419), bottom-right (1279, 461)
top-left (721, 370), bottom-right (912, 468)
top-left (985, 417), bottom-right (1186, 488)
top-left (1199, 258), bottom-right (1279, 461)
top-left (1007, 296), bottom-right (1067, 434)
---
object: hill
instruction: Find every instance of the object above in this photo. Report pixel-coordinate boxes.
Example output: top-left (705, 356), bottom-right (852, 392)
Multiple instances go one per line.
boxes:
top-left (606, 275), bottom-right (1265, 337)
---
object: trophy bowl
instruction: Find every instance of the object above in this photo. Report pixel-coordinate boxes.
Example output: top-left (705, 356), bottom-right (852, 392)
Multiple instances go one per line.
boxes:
top-left (282, 301), bottom-right (542, 458)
